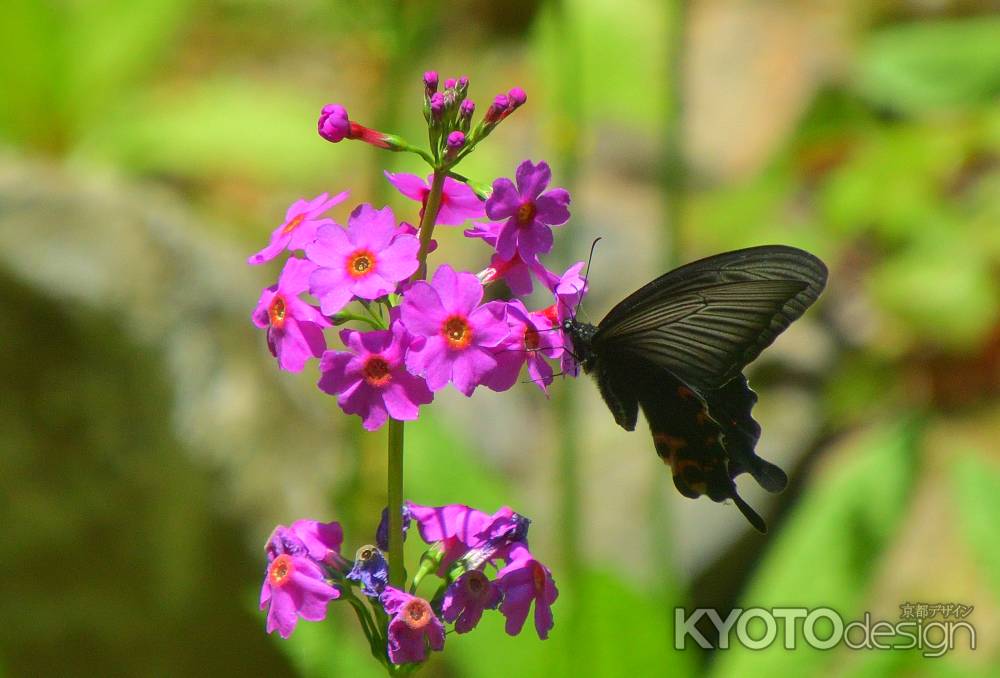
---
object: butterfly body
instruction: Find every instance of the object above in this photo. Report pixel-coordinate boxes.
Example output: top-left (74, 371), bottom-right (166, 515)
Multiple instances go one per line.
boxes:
top-left (565, 245), bottom-right (827, 532)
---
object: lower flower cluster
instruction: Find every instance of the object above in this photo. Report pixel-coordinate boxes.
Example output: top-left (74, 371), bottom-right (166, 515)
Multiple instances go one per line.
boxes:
top-left (260, 502), bottom-right (557, 668)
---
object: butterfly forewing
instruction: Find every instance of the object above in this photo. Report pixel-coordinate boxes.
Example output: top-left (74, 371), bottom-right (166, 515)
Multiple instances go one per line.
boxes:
top-left (594, 246), bottom-right (827, 392)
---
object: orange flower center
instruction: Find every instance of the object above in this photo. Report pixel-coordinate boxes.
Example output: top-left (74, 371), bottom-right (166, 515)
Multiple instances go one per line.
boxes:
top-left (402, 599), bottom-right (432, 630)
top-left (524, 325), bottom-right (540, 350)
top-left (442, 315), bottom-right (472, 350)
top-left (363, 356), bottom-right (392, 387)
top-left (516, 201), bottom-right (536, 225)
top-left (268, 295), bottom-right (287, 329)
top-left (532, 562), bottom-right (546, 593)
top-left (268, 554), bottom-right (295, 587)
top-left (347, 250), bottom-right (376, 278)
top-left (280, 214), bottom-right (306, 235)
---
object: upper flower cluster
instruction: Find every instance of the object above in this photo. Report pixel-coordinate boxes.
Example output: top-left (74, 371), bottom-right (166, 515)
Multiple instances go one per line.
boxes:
top-left (250, 71), bottom-right (587, 429)
top-left (259, 502), bottom-right (556, 666)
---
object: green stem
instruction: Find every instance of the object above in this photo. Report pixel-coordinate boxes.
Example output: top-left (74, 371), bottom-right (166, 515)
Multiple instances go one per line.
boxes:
top-left (411, 170), bottom-right (447, 282)
top-left (387, 417), bottom-right (405, 589)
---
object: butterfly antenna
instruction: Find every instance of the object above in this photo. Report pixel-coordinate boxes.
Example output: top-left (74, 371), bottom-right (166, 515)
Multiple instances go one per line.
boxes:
top-left (575, 237), bottom-right (602, 319)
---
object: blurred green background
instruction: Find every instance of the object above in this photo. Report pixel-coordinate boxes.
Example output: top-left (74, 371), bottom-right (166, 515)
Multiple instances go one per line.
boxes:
top-left (1, 0), bottom-right (998, 676)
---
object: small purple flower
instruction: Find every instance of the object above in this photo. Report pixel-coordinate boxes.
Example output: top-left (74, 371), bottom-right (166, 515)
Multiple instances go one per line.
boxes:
top-left (442, 571), bottom-right (501, 633)
top-left (260, 522), bottom-right (342, 639)
top-left (382, 587), bottom-right (446, 664)
top-left (306, 204), bottom-right (419, 315)
top-left (251, 257), bottom-right (329, 372)
top-left (376, 504), bottom-right (413, 552)
top-left (347, 544), bottom-right (390, 598)
top-left (485, 160), bottom-right (571, 261)
top-left (401, 265), bottom-right (508, 396)
top-left (496, 544), bottom-right (558, 640)
top-left (484, 300), bottom-right (559, 394)
top-left (384, 171), bottom-right (485, 226)
top-left (318, 322), bottom-right (433, 431)
top-left (382, 586), bottom-right (444, 664)
top-left (248, 191), bottom-right (347, 265)
top-left (318, 104), bottom-right (351, 143)
top-left (447, 131), bottom-right (465, 150)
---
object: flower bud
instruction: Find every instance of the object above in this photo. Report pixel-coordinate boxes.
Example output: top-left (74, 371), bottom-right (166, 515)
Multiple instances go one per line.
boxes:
top-left (444, 77), bottom-right (457, 90)
top-left (485, 94), bottom-right (509, 124)
top-left (423, 70), bottom-right (439, 97)
top-left (507, 87), bottom-right (527, 111)
top-left (430, 92), bottom-right (446, 122)
top-left (318, 104), bottom-right (350, 143)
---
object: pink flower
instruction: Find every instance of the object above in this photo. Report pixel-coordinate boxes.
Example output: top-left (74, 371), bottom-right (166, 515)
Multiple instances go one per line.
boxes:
top-left (496, 544), bottom-right (558, 640)
top-left (260, 520), bottom-right (343, 639)
top-left (442, 571), bottom-right (501, 633)
top-left (384, 171), bottom-right (485, 226)
top-left (484, 300), bottom-right (558, 394)
top-left (381, 587), bottom-right (445, 665)
top-left (248, 192), bottom-right (348, 265)
top-left (485, 160), bottom-right (570, 261)
top-left (306, 204), bottom-right (420, 316)
top-left (400, 265), bottom-right (508, 396)
top-left (317, 322), bottom-right (433, 431)
top-left (251, 257), bottom-right (329, 372)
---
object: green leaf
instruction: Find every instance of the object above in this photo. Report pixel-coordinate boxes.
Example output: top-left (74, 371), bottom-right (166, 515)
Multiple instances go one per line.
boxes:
top-left (855, 18), bottom-right (1000, 114)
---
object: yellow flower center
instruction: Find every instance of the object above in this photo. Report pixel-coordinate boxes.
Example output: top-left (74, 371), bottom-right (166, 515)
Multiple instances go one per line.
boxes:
top-left (280, 214), bottom-right (306, 235)
top-left (363, 356), bottom-right (392, 387)
top-left (268, 554), bottom-right (295, 587)
top-left (268, 295), bottom-right (287, 329)
top-left (442, 315), bottom-right (473, 350)
top-left (347, 250), bottom-right (376, 278)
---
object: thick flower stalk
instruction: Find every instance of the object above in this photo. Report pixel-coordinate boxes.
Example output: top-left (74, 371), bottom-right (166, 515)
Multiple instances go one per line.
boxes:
top-left (247, 70), bottom-right (583, 673)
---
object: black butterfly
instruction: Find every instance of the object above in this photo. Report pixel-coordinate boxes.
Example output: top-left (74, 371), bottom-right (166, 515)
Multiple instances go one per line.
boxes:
top-left (563, 245), bottom-right (828, 532)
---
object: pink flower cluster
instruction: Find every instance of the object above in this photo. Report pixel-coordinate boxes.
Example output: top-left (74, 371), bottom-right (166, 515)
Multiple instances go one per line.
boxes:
top-left (259, 502), bottom-right (556, 666)
top-left (249, 156), bottom-right (587, 430)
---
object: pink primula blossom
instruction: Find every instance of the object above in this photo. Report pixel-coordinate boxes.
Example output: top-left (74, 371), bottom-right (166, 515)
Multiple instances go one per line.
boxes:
top-left (538, 261), bottom-right (588, 377)
top-left (496, 543), bottom-right (558, 640)
top-left (248, 192), bottom-right (348, 265)
top-left (384, 171), bottom-right (485, 226)
top-left (260, 520), bottom-right (343, 639)
top-left (442, 570), bottom-right (501, 634)
top-left (381, 587), bottom-right (445, 665)
top-left (400, 265), bottom-right (508, 396)
top-left (307, 204), bottom-right (419, 316)
top-left (484, 300), bottom-right (559, 394)
top-left (252, 257), bottom-right (329, 372)
top-left (318, 322), bottom-right (433, 431)
top-left (484, 160), bottom-right (570, 261)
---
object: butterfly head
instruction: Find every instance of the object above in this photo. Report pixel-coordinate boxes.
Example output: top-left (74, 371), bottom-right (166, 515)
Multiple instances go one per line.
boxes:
top-left (561, 319), bottom-right (598, 372)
